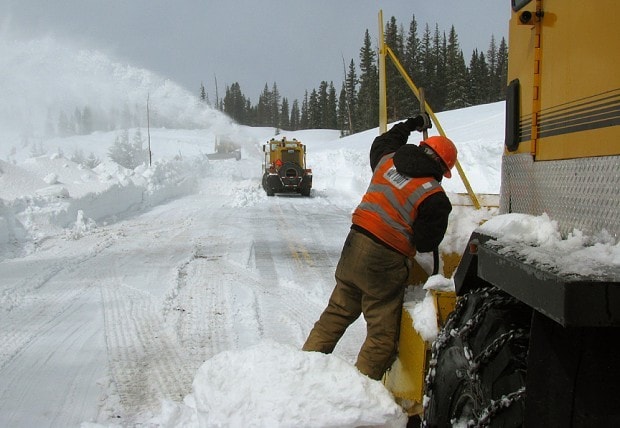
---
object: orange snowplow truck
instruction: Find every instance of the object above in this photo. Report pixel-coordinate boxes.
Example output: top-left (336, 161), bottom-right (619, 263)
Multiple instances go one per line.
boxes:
top-left (385, 1), bottom-right (620, 426)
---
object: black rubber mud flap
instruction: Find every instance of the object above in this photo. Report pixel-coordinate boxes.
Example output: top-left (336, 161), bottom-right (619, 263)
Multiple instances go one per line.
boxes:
top-left (505, 79), bottom-right (521, 152)
top-left (423, 287), bottom-right (531, 427)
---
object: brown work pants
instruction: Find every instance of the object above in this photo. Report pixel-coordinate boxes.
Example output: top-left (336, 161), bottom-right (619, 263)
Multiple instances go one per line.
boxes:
top-left (303, 228), bottom-right (408, 380)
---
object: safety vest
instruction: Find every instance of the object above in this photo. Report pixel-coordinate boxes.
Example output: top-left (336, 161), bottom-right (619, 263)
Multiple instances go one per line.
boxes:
top-left (352, 153), bottom-right (444, 257)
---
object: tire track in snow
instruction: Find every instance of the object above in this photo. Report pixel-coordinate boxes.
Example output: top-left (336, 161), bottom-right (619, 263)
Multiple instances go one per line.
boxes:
top-left (0, 231), bottom-right (122, 427)
top-left (170, 241), bottom-right (264, 361)
top-left (0, 282), bottom-right (107, 427)
top-left (0, 232), bottom-right (117, 372)
top-left (252, 197), bottom-right (366, 360)
top-left (244, 200), bottom-right (343, 347)
top-left (100, 280), bottom-right (195, 422)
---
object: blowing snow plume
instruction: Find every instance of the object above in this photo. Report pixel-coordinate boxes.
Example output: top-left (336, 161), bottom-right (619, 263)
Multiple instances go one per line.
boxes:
top-left (0, 36), bottom-right (229, 140)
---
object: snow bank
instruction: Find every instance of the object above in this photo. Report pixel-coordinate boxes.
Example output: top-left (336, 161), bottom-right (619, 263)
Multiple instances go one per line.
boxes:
top-left (149, 341), bottom-right (407, 428)
top-left (0, 154), bottom-right (208, 250)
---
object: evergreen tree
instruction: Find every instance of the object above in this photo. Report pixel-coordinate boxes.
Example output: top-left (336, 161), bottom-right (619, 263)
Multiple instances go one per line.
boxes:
top-left (402, 14), bottom-right (421, 114)
top-left (81, 106), bottom-right (93, 135)
top-left (496, 37), bottom-right (509, 100)
top-left (467, 50), bottom-right (486, 105)
top-left (271, 82), bottom-right (281, 128)
top-left (300, 91), bottom-right (309, 129)
top-left (108, 129), bottom-right (133, 168)
top-left (318, 81), bottom-right (330, 128)
top-left (290, 99), bottom-right (301, 130)
top-left (344, 59), bottom-right (358, 132)
top-left (338, 84), bottom-right (351, 136)
top-left (245, 99), bottom-right (255, 125)
top-left (326, 82), bottom-right (338, 129)
top-left (444, 26), bottom-right (468, 109)
top-left (430, 25), bottom-right (448, 111)
top-left (308, 89), bottom-right (321, 129)
top-left (418, 24), bottom-right (433, 95)
top-left (358, 30), bottom-right (379, 130)
top-left (85, 152), bottom-right (101, 169)
top-left (132, 128), bottom-right (148, 166)
top-left (256, 83), bottom-right (271, 126)
top-left (280, 97), bottom-right (290, 130)
top-left (486, 35), bottom-right (498, 101)
top-left (384, 17), bottom-right (409, 121)
top-left (223, 82), bottom-right (247, 123)
top-left (200, 82), bottom-right (207, 103)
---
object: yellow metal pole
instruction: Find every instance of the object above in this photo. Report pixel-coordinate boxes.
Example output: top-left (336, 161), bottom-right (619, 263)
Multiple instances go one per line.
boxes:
top-left (531, 0), bottom-right (544, 157)
top-left (378, 10), bottom-right (387, 134)
top-left (384, 47), bottom-right (481, 209)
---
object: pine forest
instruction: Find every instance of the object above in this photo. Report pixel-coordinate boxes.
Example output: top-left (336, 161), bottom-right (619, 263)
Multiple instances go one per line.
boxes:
top-left (205, 14), bottom-right (508, 136)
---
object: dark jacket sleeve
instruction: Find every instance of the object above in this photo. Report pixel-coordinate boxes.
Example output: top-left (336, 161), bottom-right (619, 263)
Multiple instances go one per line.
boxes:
top-left (369, 122), bottom-right (411, 170)
top-left (411, 192), bottom-right (452, 252)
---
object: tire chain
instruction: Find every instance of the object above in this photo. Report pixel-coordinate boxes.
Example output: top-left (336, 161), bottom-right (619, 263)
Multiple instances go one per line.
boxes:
top-left (476, 387), bottom-right (526, 427)
top-left (422, 287), bottom-right (527, 427)
top-left (472, 328), bottom-right (528, 374)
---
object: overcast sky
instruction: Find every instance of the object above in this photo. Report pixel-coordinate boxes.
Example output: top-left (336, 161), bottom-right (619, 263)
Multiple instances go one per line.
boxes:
top-left (3, 1), bottom-right (509, 104)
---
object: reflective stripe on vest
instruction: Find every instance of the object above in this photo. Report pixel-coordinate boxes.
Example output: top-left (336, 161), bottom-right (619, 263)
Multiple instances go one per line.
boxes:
top-left (352, 153), bottom-right (443, 256)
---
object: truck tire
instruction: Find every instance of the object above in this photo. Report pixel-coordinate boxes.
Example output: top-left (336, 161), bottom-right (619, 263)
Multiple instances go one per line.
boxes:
top-left (262, 173), bottom-right (275, 196)
top-left (278, 161), bottom-right (303, 180)
top-left (423, 287), bottom-right (531, 427)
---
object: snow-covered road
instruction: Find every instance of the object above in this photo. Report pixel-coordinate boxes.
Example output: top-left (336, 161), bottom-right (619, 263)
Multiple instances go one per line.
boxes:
top-left (0, 157), bottom-right (369, 426)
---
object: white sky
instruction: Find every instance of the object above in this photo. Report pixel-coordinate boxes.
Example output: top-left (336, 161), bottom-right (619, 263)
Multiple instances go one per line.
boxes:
top-left (2, 0), bottom-right (510, 103)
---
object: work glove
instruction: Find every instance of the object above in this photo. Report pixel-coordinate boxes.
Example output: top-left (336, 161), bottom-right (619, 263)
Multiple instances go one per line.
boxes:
top-left (404, 113), bottom-right (432, 132)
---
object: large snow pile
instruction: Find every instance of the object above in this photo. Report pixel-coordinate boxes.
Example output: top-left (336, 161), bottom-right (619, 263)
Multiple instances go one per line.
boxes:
top-left (147, 341), bottom-right (407, 428)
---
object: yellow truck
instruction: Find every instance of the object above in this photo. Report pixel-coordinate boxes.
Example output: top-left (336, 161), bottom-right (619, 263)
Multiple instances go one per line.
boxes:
top-left (383, 1), bottom-right (620, 426)
top-left (261, 137), bottom-right (312, 196)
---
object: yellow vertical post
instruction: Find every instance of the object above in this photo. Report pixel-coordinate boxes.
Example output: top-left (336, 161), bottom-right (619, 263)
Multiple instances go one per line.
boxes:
top-left (378, 10), bottom-right (387, 134)
top-left (531, 0), bottom-right (543, 157)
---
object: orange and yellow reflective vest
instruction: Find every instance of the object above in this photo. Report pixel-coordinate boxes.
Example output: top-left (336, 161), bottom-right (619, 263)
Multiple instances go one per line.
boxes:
top-left (352, 153), bottom-right (444, 257)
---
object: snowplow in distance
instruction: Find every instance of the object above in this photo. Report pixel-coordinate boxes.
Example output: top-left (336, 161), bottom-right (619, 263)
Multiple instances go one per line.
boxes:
top-left (380, 1), bottom-right (620, 426)
top-left (206, 136), bottom-right (241, 161)
top-left (261, 137), bottom-right (312, 196)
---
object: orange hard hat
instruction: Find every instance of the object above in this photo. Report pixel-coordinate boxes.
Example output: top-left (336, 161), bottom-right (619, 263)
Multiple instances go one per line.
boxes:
top-left (420, 136), bottom-right (457, 178)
